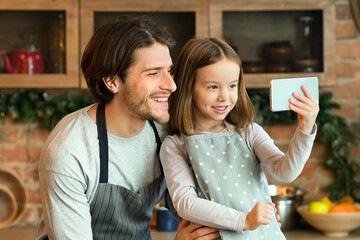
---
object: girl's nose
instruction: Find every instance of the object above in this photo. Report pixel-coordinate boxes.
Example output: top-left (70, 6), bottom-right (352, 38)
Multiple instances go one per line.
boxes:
top-left (217, 89), bottom-right (229, 102)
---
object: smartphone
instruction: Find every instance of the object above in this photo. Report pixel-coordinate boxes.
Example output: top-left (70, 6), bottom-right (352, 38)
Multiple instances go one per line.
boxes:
top-left (269, 76), bottom-right (319, 112)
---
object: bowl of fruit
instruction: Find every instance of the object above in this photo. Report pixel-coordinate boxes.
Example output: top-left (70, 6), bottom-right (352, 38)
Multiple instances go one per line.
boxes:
top-left (297, 196), bottom-right (360, 237)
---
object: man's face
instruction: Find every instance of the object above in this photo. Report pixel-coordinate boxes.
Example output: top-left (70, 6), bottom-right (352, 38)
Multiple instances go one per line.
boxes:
top-left (120, 43), bottom-right (176, 123)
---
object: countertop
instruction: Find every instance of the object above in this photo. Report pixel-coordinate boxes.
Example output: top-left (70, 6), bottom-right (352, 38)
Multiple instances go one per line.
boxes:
top-left (150, 222), bottom-right (360, 240)
top-left (0, 224), bottom-right (359, 240)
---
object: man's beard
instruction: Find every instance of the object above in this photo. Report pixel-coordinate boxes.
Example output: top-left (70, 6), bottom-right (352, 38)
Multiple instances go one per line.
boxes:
top-left (121, 84), bottom-right (169, 123)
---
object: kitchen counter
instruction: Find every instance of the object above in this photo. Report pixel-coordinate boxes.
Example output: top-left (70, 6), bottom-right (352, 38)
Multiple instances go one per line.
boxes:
top-left (150, 222), bottom-right (360, 240)
top-left (1, 224), bottom-right (359, 240)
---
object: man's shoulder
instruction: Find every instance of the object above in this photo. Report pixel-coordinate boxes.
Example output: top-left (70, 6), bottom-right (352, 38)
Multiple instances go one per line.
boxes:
top-left (49, 105), bottom-right (94, 140)
top-left (152, 121), bottom-right (167, 140)
top-left (40, 105), bottom-right (97, 165)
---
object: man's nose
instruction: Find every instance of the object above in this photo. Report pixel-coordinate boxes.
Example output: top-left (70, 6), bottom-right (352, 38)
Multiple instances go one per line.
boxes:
top-left (160, 71), bottom-right (177, 93)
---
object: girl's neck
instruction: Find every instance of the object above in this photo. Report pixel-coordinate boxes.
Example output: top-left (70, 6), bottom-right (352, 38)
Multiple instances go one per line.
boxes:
top-left (193, 121), bottom-right (227, 134)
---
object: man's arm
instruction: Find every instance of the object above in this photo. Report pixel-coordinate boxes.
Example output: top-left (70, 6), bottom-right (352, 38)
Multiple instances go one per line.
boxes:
top-left (39, 169), bottom-right (93, 239)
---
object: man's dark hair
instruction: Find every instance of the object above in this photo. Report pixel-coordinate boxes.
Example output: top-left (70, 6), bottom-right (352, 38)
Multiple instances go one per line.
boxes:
top-left (81, 15), bottom-right (176, 104)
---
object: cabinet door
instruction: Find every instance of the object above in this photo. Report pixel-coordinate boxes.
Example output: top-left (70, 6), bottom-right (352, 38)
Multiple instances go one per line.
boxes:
top-left (0, 0), bottom-right (79, 88)
top-left (209, 0), bottom-right (336, 88)
top-left (80, 0), bottom-right (208, 88)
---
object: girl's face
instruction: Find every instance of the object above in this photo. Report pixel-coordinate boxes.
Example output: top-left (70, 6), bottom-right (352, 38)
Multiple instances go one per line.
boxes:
top-left (193, 58), bottom-right (240, 132)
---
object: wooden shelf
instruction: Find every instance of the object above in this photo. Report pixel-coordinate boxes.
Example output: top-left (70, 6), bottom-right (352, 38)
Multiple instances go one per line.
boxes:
top-left (0, 0), bottom-right (79, 88)
top-left (209, 0), bottom-right (336, 88)
top-left (80, 0), bottom-right (208, 88)
top-left (0, 0), bottom-right (336, 89)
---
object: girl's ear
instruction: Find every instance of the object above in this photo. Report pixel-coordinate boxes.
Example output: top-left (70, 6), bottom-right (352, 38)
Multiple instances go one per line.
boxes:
top-left (102, 76), bottom-right (120, 94)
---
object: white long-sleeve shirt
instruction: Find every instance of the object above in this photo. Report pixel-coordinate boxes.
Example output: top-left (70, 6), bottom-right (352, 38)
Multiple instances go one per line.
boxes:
top-left (160, 122), bottom-right (316, 232)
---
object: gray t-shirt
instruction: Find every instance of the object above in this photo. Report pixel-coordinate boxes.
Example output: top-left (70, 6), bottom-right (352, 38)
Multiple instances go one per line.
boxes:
top-left (37, 104), bottom-right (164, 240)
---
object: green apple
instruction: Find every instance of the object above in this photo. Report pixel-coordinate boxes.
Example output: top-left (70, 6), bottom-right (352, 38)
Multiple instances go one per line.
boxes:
top-left (308, 200), bottom-right (330, 213)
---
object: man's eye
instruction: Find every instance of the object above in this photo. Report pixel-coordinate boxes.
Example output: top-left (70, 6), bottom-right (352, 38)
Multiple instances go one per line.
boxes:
top-left (168, 67), bottom-right (174, 75)
top-left (148, 72), bottom-right (159, 76)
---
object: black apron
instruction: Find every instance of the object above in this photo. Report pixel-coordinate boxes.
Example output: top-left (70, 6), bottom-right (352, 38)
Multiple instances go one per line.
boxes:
top-left (90, 104), bottom-right (167, 240)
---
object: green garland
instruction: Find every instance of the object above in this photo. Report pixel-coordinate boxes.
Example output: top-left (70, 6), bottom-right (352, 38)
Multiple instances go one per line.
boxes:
top-left (0, 90), bottom-right (93, 129)
top-left (0, 89), bottom-right (359, 201)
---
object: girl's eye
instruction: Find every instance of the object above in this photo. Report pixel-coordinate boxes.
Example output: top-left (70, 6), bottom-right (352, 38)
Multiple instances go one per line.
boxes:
top-left (230, 84), bottom-right (238, 89)
top-left (208, 85), bottom-right (218, 89)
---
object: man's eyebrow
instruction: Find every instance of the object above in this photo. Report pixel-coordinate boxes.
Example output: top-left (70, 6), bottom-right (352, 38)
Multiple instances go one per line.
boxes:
top-left (143, 65), bottom-right (173, 72)
top-left (144, 67), bottom-right (162, 72)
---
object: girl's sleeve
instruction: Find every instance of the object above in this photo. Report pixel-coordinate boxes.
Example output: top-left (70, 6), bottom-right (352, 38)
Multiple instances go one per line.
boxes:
top-left (248, 123), bottom-right (317, 182)
top-left (160, 135), bottom-right (247, 232)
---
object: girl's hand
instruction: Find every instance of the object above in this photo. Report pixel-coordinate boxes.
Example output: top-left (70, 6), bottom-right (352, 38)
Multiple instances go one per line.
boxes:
top-left (289, 85), bottom-right (319, 134)
top-left (244, 202), bottom-right (275, 231)
top-left (174, 220), bottom-right (220, 240)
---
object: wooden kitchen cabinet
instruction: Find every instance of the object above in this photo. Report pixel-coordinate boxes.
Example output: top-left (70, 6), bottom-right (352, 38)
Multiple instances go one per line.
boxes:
top-left (209, 0), bottom-right (336, 88)
top-left (80, 0), bottom-right (208, 88)
top-left (0, 0), bottom-right (336, 89)
top-left (0, 0), bottom-right (79, 88)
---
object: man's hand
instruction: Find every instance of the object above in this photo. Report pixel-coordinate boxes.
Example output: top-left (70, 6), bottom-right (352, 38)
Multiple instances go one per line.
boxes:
top-left (174, 220), bottom-right (220, 240)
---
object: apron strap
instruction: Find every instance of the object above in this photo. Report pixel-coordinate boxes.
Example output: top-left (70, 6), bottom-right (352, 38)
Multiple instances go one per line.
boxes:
top-left (95, 104), bottom-right (180, 220)
top-left (96, 103), bottom-right (109, 183)
top-left (96, 105), bottom-right (162, 183)
top-left (148, 121), bottom-right (180, 220)
top-left (148, 120), bottom-right (161, 155)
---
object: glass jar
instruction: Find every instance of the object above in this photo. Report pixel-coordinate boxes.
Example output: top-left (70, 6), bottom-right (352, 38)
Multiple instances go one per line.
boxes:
top-left (294, 16), bottom-right (318, 72)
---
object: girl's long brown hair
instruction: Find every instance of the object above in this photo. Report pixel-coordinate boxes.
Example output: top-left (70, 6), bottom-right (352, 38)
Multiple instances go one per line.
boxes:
top-left (168, 38), bottom-right (255, 136)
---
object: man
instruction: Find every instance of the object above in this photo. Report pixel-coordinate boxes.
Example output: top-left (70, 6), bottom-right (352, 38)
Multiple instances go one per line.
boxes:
top-left (36, 15), bottom-right (220, 240)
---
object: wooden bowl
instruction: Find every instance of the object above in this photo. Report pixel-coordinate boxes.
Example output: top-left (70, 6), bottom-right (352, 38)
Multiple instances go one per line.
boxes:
top-left (0, 166), bottom-right (28, 228)
top-left (0, 184), bottom-right (18, 228)
top-left (297, 204), bottom-right (360, 237)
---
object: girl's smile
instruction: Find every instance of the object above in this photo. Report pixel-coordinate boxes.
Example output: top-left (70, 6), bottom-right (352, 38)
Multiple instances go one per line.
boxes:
top-left (212, 105), bottom-right (230, 113)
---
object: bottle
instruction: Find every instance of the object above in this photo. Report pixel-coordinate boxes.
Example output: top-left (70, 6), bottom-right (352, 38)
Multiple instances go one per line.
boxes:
top-left (25, 34), bottom-right (39, 51)
top-left (50, 13), bottom-right (66, 74)
top-left (294, 16), bottom-right (318, 72)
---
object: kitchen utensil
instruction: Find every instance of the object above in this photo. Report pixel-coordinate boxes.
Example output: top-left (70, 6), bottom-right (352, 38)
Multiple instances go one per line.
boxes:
top-left (269, 185), bottom-right (306, 231)
top-left (156, 206), bottom-right (179, 232)
top-left (265, 41), bottom-right (294, 62)
top-left (266, 62), bottom-right (292, 73)
top-left (0, 166), bottom-right (28, 229)
top-left (0, 34), bottom-right (49, 74)
top-left (0, 184), bottom-right (18, 229)
top-left (243, 61), bottom-right (265, 73)
top-left (293, 59), bottom-right (319, 73)
top-left (1, 50), bottom-right (49, 74)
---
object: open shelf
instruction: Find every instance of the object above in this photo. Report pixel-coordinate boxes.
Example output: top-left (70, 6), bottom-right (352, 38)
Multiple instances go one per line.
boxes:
top-left (0, 0), bottom-right (79, 88)
top-left (209, 0), bottom-right (336, 88)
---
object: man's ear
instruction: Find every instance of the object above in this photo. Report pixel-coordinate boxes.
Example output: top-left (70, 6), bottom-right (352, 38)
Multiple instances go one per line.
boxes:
top-left (103, 76), bottom-right (121, 93)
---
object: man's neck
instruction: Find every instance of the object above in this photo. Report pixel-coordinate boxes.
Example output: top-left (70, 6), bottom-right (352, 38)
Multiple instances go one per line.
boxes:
top-left (88, 102), bottom-right (147, 138)
top-left (106, 101), bottom-right (147, 138)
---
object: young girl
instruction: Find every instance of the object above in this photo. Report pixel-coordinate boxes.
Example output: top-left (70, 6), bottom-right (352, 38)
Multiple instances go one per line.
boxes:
top-left (160, 38), bottom-right (319, 240)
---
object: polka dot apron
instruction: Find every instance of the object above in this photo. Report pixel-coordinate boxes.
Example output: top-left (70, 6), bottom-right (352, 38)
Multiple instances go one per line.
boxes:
top-left (185, 131), bottom-right (286, 240)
